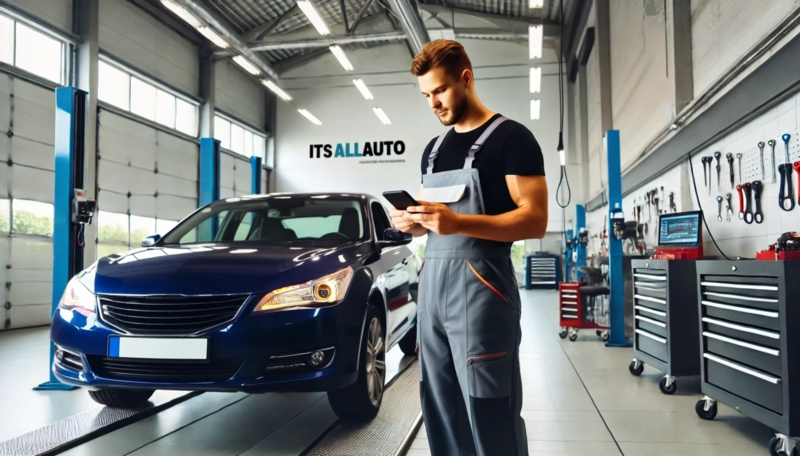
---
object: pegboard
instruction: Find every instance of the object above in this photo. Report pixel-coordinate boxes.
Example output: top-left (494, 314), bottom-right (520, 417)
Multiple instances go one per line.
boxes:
top-left (738, 129), bottom-right (800, 186)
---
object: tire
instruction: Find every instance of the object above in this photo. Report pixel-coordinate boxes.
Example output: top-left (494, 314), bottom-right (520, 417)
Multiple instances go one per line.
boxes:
top-left (88, 388), bottom-right (155, 408)
top-left (629, 361), bottom-right (644, 376)
top-left (558, 329), bottom-right (568, 339)
top-left (568, 331), bottom-right (578, 342)
top-left (602, 331), bottom-right (610, 342)
top-left (695, 399), bottom-right (717, 420)
top-left (328, 305), bottom-right (386, 422)
top-left (399, 323), bottom-right (418, 357)
top-left (659, 377), bottom-right (677, 395)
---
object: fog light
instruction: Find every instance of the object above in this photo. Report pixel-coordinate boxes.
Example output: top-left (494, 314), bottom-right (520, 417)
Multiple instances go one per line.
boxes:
top-left (55, 347), bottom-right (64, 361)
top-left (308, 350), bottom-right (325, 366)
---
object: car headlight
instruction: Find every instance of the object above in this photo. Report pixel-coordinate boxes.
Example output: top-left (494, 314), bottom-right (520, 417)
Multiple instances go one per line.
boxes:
top-left (57, 276), bottom-right (96, 315)
top-left (254, 267), bottom-right (354, 312)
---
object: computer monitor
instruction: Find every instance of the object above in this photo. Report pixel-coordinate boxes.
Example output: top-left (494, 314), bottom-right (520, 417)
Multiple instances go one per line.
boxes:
top-left (658, 211), bottom-right (702, 247)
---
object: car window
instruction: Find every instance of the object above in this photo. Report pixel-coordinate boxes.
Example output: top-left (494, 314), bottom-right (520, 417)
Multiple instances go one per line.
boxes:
top-left (371, 202), bottom-right (391, 240)
top-left (282, 216), bottom-right (341, 238)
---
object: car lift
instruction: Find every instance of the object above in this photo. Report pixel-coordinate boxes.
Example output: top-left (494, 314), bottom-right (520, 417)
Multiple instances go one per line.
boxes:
top-left (605, 130), bottom-right (631, 348)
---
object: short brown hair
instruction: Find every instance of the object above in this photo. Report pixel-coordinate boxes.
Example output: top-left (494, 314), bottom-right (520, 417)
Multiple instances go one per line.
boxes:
top-left (410, 40), bottom-right (473, 79)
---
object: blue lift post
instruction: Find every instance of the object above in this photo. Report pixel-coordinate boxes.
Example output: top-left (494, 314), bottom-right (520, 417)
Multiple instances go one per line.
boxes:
top-left (575, 204), bottom-right (586, 283)
top-left (564, 229), bottom-right (574, 282)
top-left (250, 156), bottom-right (263, 194)
top-left (604, 130), bottom-right (630, 348)
top-left (199, 138), bottom-right (221, 240)
top-left (35, 88), bottom-right (86, 390)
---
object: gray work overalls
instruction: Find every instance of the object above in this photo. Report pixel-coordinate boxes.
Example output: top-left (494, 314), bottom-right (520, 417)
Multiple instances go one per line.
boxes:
top-left (418, 116), bottom-right (528, 456)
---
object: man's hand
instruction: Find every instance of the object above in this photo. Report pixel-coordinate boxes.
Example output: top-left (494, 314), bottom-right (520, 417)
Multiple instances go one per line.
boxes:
top-left (406, 201), bottom-right (461, 235)
top-left (390, 207), bottom-right (419, 233)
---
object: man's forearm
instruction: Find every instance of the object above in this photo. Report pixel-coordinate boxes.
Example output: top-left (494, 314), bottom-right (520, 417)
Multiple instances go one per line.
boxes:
top-left (455, 207), bottom-right (546, 242)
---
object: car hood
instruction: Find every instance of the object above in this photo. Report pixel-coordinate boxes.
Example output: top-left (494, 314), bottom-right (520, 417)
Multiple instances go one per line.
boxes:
top-left (92, 242), bottom-right (372, 295)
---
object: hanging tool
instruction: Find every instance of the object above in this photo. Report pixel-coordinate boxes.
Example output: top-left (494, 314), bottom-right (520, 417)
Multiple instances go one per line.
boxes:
top-left (669, 192), bottom-right (677, 212)
top-left (736, 152), bottom-right (743, 184)
top-left (743, 182), bottom-right (754, 224)
top-left (714, 152), bottom-right (722, 192)
top-left (726, 153), bottom-right (734, 189)
top-left (716, 196), bottom-right (723, 222)
top-left (758, 141), bottom-right (766, 181)
top-left (736, 184), bottom-right (744, 220)
top-left (646, 191), bottom-right (652, 222)
top-left (769, 139), bottom-right (777, 184)
top-left (701, 156), bottom-right (710, 189)
top-left (752, 180), bottom-right (764, 224)
top-left (779, 133), bottom-right (795, 211)
top-left (725, 193), bottom-right (733, 222)
top-left (660, 186), bottom-right (665, 213)
top-left (795, 161), bottom-right (800, 206)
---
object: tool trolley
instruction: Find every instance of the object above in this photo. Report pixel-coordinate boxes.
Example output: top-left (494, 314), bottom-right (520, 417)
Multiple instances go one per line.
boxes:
top-left (558, 279), bottom-right (609, 342)
top-left (694, 260), bottom-right (800, 456)
top-left (628, 259), bottom-right (699, 395)
top-left (525, 253), bottom-right (560, 289)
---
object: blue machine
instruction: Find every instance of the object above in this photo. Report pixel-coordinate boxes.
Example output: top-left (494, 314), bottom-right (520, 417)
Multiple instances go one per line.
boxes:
top-left (525, 253), bottom-right (560, 289)
top-left (604, 130), bottom-right (631, 347)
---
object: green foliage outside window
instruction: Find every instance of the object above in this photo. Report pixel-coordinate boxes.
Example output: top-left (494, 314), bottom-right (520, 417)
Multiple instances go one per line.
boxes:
top-left (12, 211), bottom-right (54, 236)
top-left (0, 213), bottom-right (8, 232)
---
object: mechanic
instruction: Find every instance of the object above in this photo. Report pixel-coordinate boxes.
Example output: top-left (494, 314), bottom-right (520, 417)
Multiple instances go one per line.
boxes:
top-left (390, 40), bottom-right (548, 456)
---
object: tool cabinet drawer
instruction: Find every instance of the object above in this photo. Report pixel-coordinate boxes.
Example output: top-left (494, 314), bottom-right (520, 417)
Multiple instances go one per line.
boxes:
top-left (702, 317), bottom-right (781, 349)
top-left (701, 301), bottom-right (781, 331)
top-left (705, 353), bottom-right (783, 414)
top-left (634, 294), bottom-right (667, 313)
top-left (704, 332), bottom-right (782, 377)
top-left (635, 315), bottom-right (667, 338)
top-left (699, 289), bottom-right (779, 312)
top-left (635, 305), bottom-right (667, 324)
top-left (636, 329), bottom-right (668, 362)
top-left (700, 277), bottom-right (779, 304)
top-left (634, 282), bottom-right (666, 300)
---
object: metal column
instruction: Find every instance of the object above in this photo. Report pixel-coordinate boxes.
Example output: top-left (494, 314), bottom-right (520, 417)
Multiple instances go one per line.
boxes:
top-left (250, 156), bottom-right (263, 194)
top-left (199, 138), bottom-right (220, 241)
top-left (575, 204), bottom-right (586, 282)
top-left (604, 130), bottom-right (630, 347)
top-left (35, 88), bottom-right (87, 390)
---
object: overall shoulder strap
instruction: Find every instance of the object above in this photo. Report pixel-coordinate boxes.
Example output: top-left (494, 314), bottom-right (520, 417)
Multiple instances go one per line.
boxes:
top-left (426, 128), bottom-right (453, 175)
top-left (463, 116), bottom-right (507, 169)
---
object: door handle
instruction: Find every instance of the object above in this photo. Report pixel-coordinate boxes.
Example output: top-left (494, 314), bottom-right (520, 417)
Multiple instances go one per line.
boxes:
top-left (402, 258), bottom-right (408, 265)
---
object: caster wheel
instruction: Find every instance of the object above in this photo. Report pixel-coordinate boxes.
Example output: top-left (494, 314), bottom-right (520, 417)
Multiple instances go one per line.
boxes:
top-left (659, 377), bottom-right (677, 395)
top-left (596, 329), bottom-right (602, 337)
top-left (602, 331), bottom-right (610, 342)
top-left (629, 361), bottom-right (644, 376)
top-left (568, 331), bottom-right (578, 342)
top-left (695, 399), bottom-right (717, 420)
top-left (769, 436), bottom-right (782, 456)
top-left (559, 328), bottom-right (568, 339)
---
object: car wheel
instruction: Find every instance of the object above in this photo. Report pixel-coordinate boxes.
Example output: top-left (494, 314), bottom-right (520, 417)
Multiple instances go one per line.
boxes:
top-left (399, 323), bottom-right (417, 357)
top-left (88, 388), bottom-right (155, 408)
top-left (328, 305), bottom-right (385, 422)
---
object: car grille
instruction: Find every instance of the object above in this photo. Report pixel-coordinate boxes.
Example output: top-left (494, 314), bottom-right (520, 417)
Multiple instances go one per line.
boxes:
top-left (98, 294), bottom-right (250, 335)
top-left (87, 356), bottom-right (244, 382)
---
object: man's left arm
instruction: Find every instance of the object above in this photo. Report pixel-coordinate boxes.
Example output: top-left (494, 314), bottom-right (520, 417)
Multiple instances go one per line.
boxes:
top-left (406, 174), bottom-right (549, 242)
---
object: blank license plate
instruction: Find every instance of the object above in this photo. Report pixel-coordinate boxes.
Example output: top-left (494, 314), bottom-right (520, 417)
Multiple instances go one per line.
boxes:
top-left (109, 337), bottom-right (208, 360)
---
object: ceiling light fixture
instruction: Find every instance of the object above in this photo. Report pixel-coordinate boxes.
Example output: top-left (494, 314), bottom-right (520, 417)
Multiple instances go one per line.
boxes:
top-left (530, 67), bottom-right (541, 93)
top-left (297, 0), bottom-right (330, 36)
top-left (233, 56), bottom-right (260, 75)
top-left (330, 46), bottom-right (354, 71)
top-left (529, 25), bottom-right (543, 59)
top-left (298, 109), bottom-right (322, 125)
top-left (373, 107), bottom-right (391, 125)
top-left (160, 0), bottom-right (203, 28)
top-left (353, 79), bottom-right (374, 100)
top-left (530, 99), bottom-right (540, 120)
top-left (529, 0), bottom-right (544, 7)
top-left (262, 80), bottom-right (292, 101)
top-left (198, 27), bottom-right (229, 49)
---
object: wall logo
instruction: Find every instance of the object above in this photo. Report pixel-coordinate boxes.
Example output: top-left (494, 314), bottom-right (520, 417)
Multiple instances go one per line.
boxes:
top-left (309, 141), bottom-right (406, 159)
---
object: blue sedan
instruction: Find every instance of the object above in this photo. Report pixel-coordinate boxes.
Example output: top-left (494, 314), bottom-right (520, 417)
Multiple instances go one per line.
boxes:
top-left (50, 193), bottom-right (420, 421)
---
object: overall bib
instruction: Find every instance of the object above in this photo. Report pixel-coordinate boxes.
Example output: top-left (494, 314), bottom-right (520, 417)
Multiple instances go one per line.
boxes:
top-left (418, 117), bottom-right (528, 456)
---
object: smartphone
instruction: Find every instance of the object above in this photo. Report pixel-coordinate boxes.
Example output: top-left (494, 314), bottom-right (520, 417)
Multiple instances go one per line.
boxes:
top-left (383, 190), bottom-right (418, 210)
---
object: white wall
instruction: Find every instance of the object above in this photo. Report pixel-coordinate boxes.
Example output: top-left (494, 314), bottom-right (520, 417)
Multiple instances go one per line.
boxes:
top-left (215, 60), bottom-right (267, 130)
top-left (4, 0), bottom-right (72, 32)
top-left (275, 40), bottom-right (578, 233)
top-left (99, 0), bottom-right (199, 95)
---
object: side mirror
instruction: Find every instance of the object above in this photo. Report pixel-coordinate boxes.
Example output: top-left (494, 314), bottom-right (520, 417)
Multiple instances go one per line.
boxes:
top-left (380, 228), bottom-right (412, 248)
top-left (142, 234), bottom-right (161, 247)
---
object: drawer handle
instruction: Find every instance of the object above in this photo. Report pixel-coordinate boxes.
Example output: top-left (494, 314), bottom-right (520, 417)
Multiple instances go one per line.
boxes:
top-left (635, 305), bottom-right (667, 317)
top-left (635, 315), bottom-right (667, 328)
top-left (702, 301), bottom-right (779, 318)
top-left (636, 329), bottom-right (667, 344)
top-left (701, 281), bottom-right (778, 291)
top-left (702, 317), bottom-right (780, 340)
top-left (635, 283), bottom-right (665, 290)
top-left (635, 294), bottom-right (666, 305)
top-left (703, 291), bottom-right (778, 303)
top-left (562, 308), bottom-right (578, 313)
top-left (703, 353), bottom-right (781, 384)
top-left (562, 315), bottom-right (578, 319)
top-left (530, 281), bottom-right (556, 285)
top-left (634, 274), bottom-right (666, 281)
top-left (703, 331), bottom-right (780, 356)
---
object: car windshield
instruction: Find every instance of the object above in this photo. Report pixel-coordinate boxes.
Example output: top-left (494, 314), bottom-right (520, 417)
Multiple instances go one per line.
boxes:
top-left (160, 196), bottom-right (366, 246)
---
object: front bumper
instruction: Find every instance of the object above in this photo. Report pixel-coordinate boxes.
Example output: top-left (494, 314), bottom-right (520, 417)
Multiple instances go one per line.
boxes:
top-left (50, 296), bottom-right (368, 393)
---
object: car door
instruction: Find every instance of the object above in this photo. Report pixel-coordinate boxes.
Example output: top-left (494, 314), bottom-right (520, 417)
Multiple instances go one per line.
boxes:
top-left (370, 202), bottom-right (408, 335)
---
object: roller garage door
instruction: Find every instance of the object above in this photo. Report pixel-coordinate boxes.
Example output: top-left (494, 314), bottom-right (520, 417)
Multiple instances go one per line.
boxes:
top-left (96, 109), bottom-right (198, 257)
top-left (0, 75), bottom-right (57, 329)
top-left (220, 151), bottom-right (252, 198)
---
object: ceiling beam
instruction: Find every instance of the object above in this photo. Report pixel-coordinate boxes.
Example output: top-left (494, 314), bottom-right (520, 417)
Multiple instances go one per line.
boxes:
top-left (384, 0), bottom-right (430, 53)
top-left (349, 0), bottom-right (376, 34)
top-left (418, 4), bottom-right (560, 35)
top-left (250, 31), bottom-right (407, 51)
top-left (239, 4), bottom-right (299, 44)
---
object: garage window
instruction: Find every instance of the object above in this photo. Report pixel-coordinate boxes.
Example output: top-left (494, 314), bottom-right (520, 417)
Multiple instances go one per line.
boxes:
top-left (11, 199), bottom-right (54, 237)
top-left (0, 12), bottom-right (65, 84)
top-left (0, 199), bottom-right (9, 232)
top-left (98, 58), bottom-right (199, 137)
top-left (214, 114), bottom-right (267, 160)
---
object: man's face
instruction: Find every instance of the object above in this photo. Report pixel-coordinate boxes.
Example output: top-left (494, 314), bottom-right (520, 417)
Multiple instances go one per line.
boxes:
top-left (418, 67), bottom-right (469, 126)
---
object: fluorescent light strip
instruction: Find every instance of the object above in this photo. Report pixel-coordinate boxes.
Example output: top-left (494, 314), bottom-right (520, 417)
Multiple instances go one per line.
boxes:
top-left (262, 80), bottom-right (292, 101)
top-left (353, 79), bottom-right (374, 100)
top-left (330, 46), bottom-right (354, 71)
top-left (373, 107), bottom-right (391, 125)
top-left (530, 67), bottom-right (541, 93)
top-left (529, 25), bottom-right (543, 59)
top-left (233, 56), bottom-right (260, 75)
top-left (529, 0), bottom-right (544, 7)
top-left (530, 99), bottom-right (540, 120)
top-left (297, 0), bottom-right (330, 35)
top-left (161, 0), bottom-right (203, 28)
top-left (298, 109), bottom-right (322, 125)
top-left (198, 27), bottom-right (229, 49)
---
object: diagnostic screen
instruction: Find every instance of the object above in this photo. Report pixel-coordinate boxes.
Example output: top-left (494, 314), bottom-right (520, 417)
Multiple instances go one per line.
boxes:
top-left (659, 213), bottom-right (701, 246)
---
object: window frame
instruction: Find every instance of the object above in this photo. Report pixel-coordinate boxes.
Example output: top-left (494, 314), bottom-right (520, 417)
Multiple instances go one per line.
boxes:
top-left (0, 8), bottom-right (70, 86)
top-left (214, 112), bottom-right (269, 160)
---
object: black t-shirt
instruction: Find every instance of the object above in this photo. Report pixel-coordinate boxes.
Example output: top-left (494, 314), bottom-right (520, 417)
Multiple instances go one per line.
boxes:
top-left (420, 113), bottom-right (545, 216)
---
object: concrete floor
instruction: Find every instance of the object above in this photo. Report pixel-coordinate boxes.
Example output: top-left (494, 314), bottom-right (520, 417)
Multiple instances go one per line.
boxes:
top-left (408, 289), bottom-right (776, 456)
